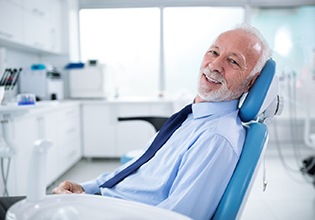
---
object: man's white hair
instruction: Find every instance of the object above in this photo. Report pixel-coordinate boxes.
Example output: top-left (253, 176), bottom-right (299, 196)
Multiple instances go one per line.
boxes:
top-left (234, 23), bottom-right (273, 78)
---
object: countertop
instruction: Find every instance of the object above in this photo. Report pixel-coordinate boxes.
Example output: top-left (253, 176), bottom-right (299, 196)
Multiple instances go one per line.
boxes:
top-left (0, 100), bottom-right (80, 119)
top-left (0, 97), bottom-right (189, 119)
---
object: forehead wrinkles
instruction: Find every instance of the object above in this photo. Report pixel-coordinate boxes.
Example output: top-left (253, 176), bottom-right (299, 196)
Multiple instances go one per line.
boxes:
top-left (214, 30), bottom-right (262, 68)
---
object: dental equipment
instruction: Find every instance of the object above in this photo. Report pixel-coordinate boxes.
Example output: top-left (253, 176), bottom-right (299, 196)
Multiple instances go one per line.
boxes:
top-left (0, 68), bottom-right (21, 91)
top-left (0, 115), bottom-right (17, 196)
top-left (300, 49), bottom-right (315, 186)
top-left (303, 49), bottom-right (315, 150)
top-left (257, 75), bottom-right (284, 124)
top-left (26, 140), bottom-right (52, 201)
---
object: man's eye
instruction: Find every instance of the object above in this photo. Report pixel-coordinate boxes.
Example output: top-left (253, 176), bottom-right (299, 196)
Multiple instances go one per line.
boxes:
top-left (208, 50), bottom-right (218, 56)
top-left (229, 59), bottom-right (239, 66)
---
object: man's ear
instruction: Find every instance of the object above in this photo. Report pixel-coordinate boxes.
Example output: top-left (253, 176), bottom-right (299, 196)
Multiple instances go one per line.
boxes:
top-left (244, 73), bottom-right (260, 93)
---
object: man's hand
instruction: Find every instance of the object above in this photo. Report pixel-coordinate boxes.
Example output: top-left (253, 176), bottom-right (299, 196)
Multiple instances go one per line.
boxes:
top-left (52, 180), bottom-right (85, 194)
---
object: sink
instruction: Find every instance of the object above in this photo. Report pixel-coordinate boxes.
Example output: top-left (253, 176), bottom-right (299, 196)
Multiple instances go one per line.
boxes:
top-left (6, 194), bottom-right (191, 220)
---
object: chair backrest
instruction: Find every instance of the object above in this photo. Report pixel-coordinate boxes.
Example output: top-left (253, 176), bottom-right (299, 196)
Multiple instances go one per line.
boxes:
top-left (211, 59), bottom-right (277, 220)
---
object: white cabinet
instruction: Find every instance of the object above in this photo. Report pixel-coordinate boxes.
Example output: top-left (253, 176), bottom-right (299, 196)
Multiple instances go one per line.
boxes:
top-left (56, 106), bottom-right (82, 174)
top-left (9, 115), bottom-right (39, 195)
top-left (40, 112), bottom-right (60, 186)
top-left (0, 0), bottom-right (64, 54)
top-left (1, 103), bottom-right (82, 196)
top-left (82, 101), bottom-right (174, 158)
top-left (48, 0), bottom-right (63, 53)
top-left (0, 0), bottom-right (24, 44)
top-left (23, 0), bottom-right (63, 53)
top-left (23, 7), bottom-right (51, 50)
top-left (82, 103), bottom-right (116, 157)
top-left (43, 105), bottom-right (82, 183)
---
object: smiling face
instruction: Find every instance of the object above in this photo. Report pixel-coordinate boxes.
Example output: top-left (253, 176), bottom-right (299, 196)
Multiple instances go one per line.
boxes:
top-left (196, 29), bottom-right (263, 103)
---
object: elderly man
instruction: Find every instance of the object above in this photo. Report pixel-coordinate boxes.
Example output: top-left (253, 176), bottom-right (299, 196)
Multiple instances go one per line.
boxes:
top-left (53, 24), bottom-right (272, 219)
top-left (1, 24), bottom-right (272, 220)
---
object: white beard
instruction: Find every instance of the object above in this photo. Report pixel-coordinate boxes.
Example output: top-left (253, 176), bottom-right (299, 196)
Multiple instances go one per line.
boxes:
top-left (197, 68), bottom-right (247, 102)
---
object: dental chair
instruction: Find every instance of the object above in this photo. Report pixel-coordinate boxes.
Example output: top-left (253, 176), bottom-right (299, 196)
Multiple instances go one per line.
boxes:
top-left (212, 59), bottom-right (282, 219)
top-left (6, 59), bottom-right (281, 220)
top-left (118, 59), bottom-right (282, 219)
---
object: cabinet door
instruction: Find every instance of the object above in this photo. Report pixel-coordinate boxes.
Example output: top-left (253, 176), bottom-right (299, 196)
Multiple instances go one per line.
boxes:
top-left (56, 106), bottom-right (82, 175)
top-left (0, 0), bottom-right (24, 43)
top-left (23, 7), bottom-right (51, 50)
top-left (0, 0), bottom-right (64, 53)
top-left (37, 113), bottom-right (59, 185)
top-left (43, 106), bottom-right (82, 185)
top-left (8, 116), bottom-right (40, 196)
top-left (82, 104), bottom-right (116, 157)
top-left (48, 0), bottom-right (63, 53)
top-left (1, 105), bottom-right (82, 196)
top-left (8, 114), bottom-right (60, 195)
top-left (23, 0), bottom-right (62, 52)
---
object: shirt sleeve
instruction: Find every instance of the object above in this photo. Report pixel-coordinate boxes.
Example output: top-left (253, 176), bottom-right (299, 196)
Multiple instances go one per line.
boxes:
top-left (157, 134), bottom-right (239, 220)
top-left (81, 134), bottom-right (158, 194)
top-left (80, 172), bottom-right (110, 194)
top-left (80, 160), bottom-right (137, 194)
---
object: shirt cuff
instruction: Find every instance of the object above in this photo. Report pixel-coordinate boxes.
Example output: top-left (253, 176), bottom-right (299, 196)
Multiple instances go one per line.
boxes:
top-left (80, 180), bottom-right (101, 194)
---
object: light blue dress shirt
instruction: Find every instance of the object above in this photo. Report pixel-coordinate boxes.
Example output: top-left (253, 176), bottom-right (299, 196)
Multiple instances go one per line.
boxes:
top-left (81, 100), bottom-right (246, 220)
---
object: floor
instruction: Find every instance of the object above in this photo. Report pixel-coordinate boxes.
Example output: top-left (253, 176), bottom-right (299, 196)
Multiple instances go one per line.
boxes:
top-left (241, 145), bottom-right (315, 220)
top-left (47, 144), bottom-right (315, 220)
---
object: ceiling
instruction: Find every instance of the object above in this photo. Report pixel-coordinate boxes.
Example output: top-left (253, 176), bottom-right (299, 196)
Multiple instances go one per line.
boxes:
top-left (79, 0), bottom-right (315, 8)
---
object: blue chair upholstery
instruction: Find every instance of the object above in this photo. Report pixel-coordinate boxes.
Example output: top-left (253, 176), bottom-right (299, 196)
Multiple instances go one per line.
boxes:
top-left (239, 59), bottom-right (277, 123)
top-left (211, 123), bottom-right (268, 220)
top-left (211, 59), bottom-right (277, 220)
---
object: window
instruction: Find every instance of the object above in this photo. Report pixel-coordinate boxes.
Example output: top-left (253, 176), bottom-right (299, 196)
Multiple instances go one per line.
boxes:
top-left (163, 7), bottom-right (244, 97)
top-left (79, 7), bottom-right (245, 98)
top-left (80, 8), bottom-right (160, 97)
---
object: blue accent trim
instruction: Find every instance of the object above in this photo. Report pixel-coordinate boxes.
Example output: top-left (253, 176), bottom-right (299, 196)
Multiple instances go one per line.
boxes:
top-left (64, 62), bottom-right (85, 69)
top-left (31, 64), bottom-right (46, 70)
top-left (239, 59), bottom-right (276, 123)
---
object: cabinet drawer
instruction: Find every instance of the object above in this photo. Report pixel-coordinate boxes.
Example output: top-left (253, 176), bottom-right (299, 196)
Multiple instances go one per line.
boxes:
top-left (57, 138), bottom-right (81, 175)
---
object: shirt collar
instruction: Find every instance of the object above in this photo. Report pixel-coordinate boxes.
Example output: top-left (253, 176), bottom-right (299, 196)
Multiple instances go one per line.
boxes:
top-left (191, 100), bottom-right (239, 119)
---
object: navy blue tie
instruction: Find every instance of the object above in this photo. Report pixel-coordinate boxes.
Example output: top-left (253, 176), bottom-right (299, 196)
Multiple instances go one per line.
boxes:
top-left (100, 104), bottom-right (192, 188)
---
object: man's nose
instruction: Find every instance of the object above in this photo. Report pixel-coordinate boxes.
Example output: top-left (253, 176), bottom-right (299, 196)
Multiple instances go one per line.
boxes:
top-left (208, 57), bottom-right (224, 73)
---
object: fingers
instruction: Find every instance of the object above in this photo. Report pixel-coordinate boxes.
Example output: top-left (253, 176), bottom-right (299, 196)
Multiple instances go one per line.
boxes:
top-left (52, 180), bottom-right (85, 194)
top-left (52, 180), bottom-right (72, 194)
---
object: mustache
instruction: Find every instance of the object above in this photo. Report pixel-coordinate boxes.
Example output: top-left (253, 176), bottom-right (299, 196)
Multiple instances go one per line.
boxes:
top-left (203, 68), bottom-right (225, 84)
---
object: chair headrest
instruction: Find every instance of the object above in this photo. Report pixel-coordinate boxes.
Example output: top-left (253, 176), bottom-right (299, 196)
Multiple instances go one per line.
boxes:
top-left (239, 59), bottom-right (280, 123)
